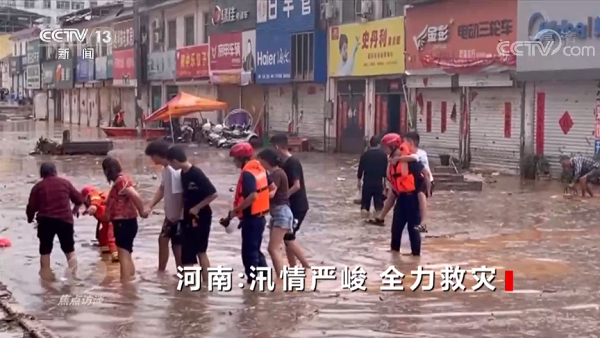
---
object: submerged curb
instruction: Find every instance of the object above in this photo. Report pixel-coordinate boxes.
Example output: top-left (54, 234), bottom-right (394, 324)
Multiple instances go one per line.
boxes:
top-left (0, 284), bottom-right (61, 338)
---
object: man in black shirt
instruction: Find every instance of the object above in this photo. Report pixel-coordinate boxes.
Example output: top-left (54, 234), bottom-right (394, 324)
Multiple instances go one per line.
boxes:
top-left (167, 146), bottom-right (218, 283)
top-left (270, 134), bottom-right (310, 268)
top-left (357, 136), bottom-right (388, 217)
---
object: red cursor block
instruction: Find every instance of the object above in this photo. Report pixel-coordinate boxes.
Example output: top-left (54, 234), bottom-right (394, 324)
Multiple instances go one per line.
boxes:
top-left (505, 270), bottom-right (514, 292)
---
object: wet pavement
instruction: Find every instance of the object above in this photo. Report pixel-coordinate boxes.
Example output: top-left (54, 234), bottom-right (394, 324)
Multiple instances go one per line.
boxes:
top-left (0, 120), bottom-right (599, 338)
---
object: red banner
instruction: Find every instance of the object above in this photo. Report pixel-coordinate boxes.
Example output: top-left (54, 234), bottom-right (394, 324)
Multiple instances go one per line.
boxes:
top-left (176, 44), bottom-right (209, 79)
top-left (209, 32), bottom-right (242, 71)
top-left (113, 49), bottom-right (135, 81)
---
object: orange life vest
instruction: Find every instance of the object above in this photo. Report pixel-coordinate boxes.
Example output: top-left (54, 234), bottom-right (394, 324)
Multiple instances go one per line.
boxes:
top-left (88, 190), bottom-right (109, 223)
top-left (233, 160), bottom-right (270, 218)
top-left (387, 142), bottom-right (416, 194)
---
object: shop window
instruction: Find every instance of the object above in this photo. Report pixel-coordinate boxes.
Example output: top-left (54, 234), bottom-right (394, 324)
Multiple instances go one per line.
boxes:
top-left (43, 0), bottom-right (51, 8)
top-left (167, 19), bottom-right (177, 50)
top-left (203, 12), bottom-right (209, 43)
top-left (291, 32), bottom-right (314, 81)
top-left (341, 0), bottom-right (361, 24)
top-left (184, 16), bottom-right (195, 46)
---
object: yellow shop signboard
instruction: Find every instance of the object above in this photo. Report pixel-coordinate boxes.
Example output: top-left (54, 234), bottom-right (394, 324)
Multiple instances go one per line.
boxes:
top-left (329, 17), bottom-right (405, 77)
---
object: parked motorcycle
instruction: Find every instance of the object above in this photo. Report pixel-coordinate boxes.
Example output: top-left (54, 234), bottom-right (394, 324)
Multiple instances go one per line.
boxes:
top-left (214, 109), bottom-right (259, 148)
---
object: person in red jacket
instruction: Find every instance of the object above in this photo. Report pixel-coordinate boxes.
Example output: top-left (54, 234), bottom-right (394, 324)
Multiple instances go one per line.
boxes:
top-left (81, 186), bottom-right (119, 262)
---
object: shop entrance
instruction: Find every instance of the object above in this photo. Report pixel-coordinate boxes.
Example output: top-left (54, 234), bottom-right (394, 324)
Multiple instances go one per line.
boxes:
top-left (336, 80), bottom-right (366, 154)
top-left (374, 79), bottom-right (405, 137)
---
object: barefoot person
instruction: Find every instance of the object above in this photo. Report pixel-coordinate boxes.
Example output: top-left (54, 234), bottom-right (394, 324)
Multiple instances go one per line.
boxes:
top-left (378, 133), bottom-right (429, 255)
top-left (270, 134), bottom-right (310, 268)
top-left (145, 140), bottom-right (183, 272)
top-left (26, 162), bottom-right (83, 278)
top-left (404, 132), bottom-right (433, 232)
top-left (102, 157), bottom-right (148, 281)
top-left (80, 186), bottom-right (118, 262)
top-left (257, 148), bottom-right (306, 277)
top-left (167, 146), bottom-right (217, 284)
top-left (228, 142), bottom-right (272, 284)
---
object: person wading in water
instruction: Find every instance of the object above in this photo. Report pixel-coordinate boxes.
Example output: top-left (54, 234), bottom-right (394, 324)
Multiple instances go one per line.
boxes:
top-left (270, 134), bottom-right (311, 269)
top-left (26, 162), bottom-right (83, 279)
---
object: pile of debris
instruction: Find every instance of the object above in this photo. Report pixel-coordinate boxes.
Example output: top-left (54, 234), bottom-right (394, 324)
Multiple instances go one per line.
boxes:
top-left (30, 137), bottom-right (63, 155)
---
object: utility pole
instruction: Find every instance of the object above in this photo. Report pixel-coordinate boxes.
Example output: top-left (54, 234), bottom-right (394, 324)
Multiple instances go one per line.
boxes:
top-left (133, 0), bottom-right (143, 136)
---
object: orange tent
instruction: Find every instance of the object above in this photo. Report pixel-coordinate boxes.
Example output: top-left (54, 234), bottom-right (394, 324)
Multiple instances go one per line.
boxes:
top-left (144, 92), bottom-right (227, 122)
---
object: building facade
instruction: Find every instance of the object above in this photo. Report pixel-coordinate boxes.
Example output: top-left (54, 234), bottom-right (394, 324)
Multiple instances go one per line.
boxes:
top-left (327, 13), bottom-right (406, 153)
top-left (207, 0), bottom-right (260, 130)
top-left (516, 0), bottom-right (600, 176)
top-left (0, 0), bottom-right (96, 26)
top-left (147, 0), bottom-right (216, 123)
top-left (405, 0), bottom-right (519, 172)
top-left (256, 0), bottom-right (327, 150)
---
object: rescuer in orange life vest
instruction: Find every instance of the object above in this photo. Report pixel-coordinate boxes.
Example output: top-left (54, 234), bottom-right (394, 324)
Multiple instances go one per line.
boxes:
top-left (371, 132), bottom-right (431, 255)
top-left (227, 142), bottom-right (276, 283)
top-left (81, 186), bottom-right (119, 262)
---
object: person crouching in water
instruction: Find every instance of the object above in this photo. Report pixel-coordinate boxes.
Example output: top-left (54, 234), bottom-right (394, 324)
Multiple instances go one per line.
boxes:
top-left (81, 186), bottom-right (119, 262)
top-left (26, 162), bottom-right (83, 278)
top-left (228, 142), bottom-right (274, 284)
top-left (357, 135), bottom-right (388, 218)
top-left (102, 157), bottom-right (148, 281)
top-left (257, 148), bottom-right (307, 278)
top-left (377, 133), bottom-right (430, 255)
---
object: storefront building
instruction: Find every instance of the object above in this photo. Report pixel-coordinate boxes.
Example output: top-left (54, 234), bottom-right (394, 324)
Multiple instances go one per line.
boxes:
top-left (208, 0), bottom-right (262, 127)
top-left (405, 0), bottom-right (518, 172)
top-left (328, 17), bottom-right (405, 153)
top-left (256, 0), bottom-right (328, 150)
top-left (75, 56), bottom-right (97, 126)
top-left (516, 0), bottom-right (600, 176)
top-left (41, 59), bottom-right (74, 122)
top-left (112, 19), bottom-right (137, 127)
top-left (8, 56), bottom-right (23, 97)
top-left (175, 44), bottom-right (219, 122)
top-left (95, 54), bottom-right (113, 126)
top-left (24, 40), bottom-right (41, 94)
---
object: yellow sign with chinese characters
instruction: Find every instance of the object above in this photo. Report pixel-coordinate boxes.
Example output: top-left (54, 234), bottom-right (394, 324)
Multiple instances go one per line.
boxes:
top-left (329, 17), bottom-right (405, 77)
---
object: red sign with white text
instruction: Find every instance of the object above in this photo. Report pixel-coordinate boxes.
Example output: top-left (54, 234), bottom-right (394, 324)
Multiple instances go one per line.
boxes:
top-left (209, 32), bottom-right (242, 71)
top-left (177, 44), bottom-right (209, 79)
top-left (113, 49), bottom-right (135, 82)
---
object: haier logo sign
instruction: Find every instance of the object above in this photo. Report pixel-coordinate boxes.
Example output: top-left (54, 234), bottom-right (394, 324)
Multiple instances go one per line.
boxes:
top-left (257, 49), bottom-right (291, 66)
top-left (255, 32), bottom-right (292, 84)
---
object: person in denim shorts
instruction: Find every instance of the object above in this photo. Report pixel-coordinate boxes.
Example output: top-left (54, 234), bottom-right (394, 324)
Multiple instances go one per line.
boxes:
top-left (257, 148), bottom-right (307, 277)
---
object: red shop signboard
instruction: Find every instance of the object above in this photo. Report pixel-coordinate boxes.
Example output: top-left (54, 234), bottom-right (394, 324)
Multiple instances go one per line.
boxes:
top-left (113, 49), bottom-right (135, 84)
top-left (177, 44), bottom-right (209, 79)
top-left (209, 32), bottom-right (242, 71)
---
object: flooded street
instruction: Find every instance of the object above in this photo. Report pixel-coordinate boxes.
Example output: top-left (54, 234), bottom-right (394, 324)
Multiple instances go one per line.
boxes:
top-left (0, 121), bottom-right (598, 338)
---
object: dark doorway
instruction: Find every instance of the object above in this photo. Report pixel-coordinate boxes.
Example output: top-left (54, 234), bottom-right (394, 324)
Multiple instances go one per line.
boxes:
top-left (54, 90), bottom-right (63, 122)
top-left (387, 94), bottom-right (401, 134)
top-left (166, 86), bottom-right (179, 100)
top-left (374, 79), bottom-right (405, 137)
top-left (336, 80), bottom-right (365, 154)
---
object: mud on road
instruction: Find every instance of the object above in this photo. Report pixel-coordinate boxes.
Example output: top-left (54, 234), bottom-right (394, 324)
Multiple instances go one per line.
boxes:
top-left (0, 121), bottom-right (598, 338)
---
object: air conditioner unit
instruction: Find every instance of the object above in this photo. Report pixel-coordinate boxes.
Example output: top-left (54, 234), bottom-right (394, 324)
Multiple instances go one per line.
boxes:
top-left (320, 1), bottom-right (337, 20)
top-left (358, 0), bottom-right (373, 18)
top-left (152, 20), bottom-right (164, 44)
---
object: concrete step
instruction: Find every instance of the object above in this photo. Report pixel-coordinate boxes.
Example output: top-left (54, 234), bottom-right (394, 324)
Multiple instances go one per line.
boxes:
top-left (433, 172), bottom-right (466, 183)
top-left (436, 180), bottom-right (483, 192)
top-left (432, 165), bottom-right (458, 174)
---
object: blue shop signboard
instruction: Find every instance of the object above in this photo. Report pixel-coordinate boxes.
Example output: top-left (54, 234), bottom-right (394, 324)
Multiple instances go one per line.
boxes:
top-left (256, 0), bottom-right (316, 33)
top-left (76, 57), bottom-right (94, 82)
top-left (256, 31), bottom-right (291, 84)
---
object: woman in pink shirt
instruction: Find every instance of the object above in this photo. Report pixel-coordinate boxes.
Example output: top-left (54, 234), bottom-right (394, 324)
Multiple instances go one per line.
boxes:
top-left (102, 157), bottom-right (147, 281)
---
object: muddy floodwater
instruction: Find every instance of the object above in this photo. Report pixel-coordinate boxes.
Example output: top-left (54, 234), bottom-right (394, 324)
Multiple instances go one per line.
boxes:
top-left (0, 121), bottom-right (599, 338)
